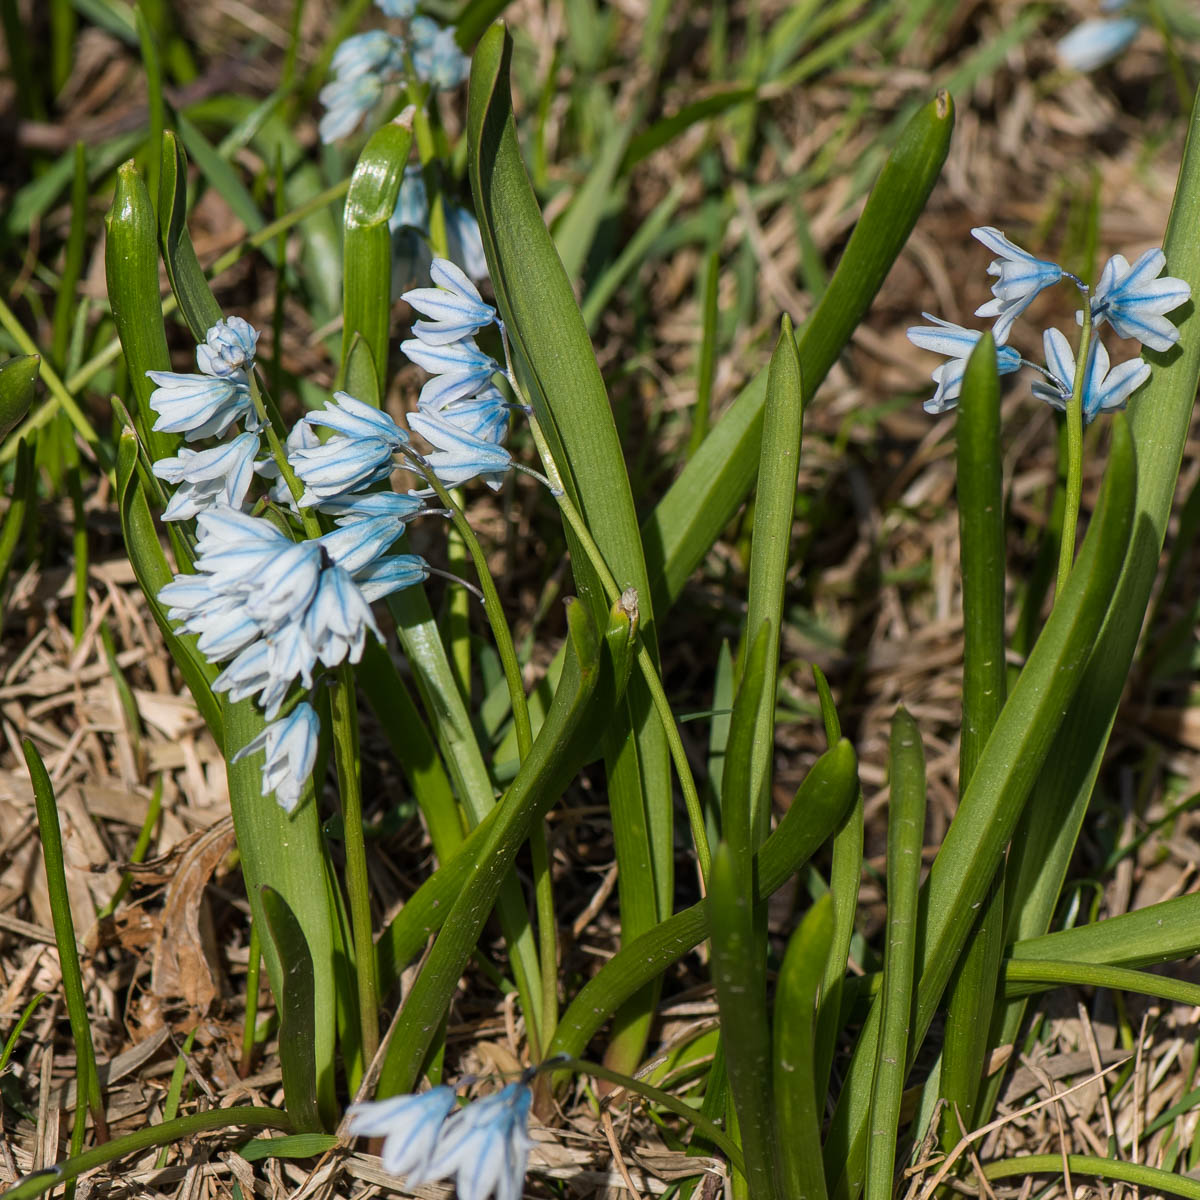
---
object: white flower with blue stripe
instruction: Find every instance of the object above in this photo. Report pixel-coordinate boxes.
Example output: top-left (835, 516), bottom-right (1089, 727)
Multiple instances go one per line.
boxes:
top-left (153, 431), bottom-right (260, 521)
top-left (232, 702), bottom-right (319, 814)
top-left (905, 314), bottom-right (1023, 413)
top-left (1031, 327), bottom-right (1151, 423)
top-left (971, 226), bottom-right (1064, 346)
top-left (1085, 249), bottom-right (1191, 352)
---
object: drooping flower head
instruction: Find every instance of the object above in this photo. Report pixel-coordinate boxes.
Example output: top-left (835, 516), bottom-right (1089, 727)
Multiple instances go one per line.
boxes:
top-left (232, 702), bottom-right (320, 813)
top-left (153, 431), bottom-right (260, 521)
top-left (905, 314), bottom-right (1023, 414)
top-left (971, 226), bottom-right (1064, 346)
top-left (346, 1086), bottom-right (457, 1181)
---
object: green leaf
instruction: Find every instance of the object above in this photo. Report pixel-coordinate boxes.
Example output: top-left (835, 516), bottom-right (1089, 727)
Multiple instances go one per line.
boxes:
top-left (550, 739), bottom-right (858, 1061)
top-left (722, 620), bottom-right (770, 867)
top-left (1002, 959), bottom-right (1200, 1009)
top-left (622, 86), bottom-right (757, 172)
top-left (744, 316), bottom-right (803, 845)
top-left (0, 438), bottom-right (34, 629)
top-left (0, 355), bottom-right (38, 444)
top-left (341, 119), bottom-right (412, 399)
top-left (826, 413), bottom-right (1137, 1200)
top-left (643, 91), bottom-right (955, 612)
top-left (159, 131), bottom-right (225, 339)
top-left (981, 1154), bottom-right (1200, 1200)
top-left (708, 843), bottom-right (782, 1200)
top-left (238, 1133), bottom-right (339, 1162)
top-left (939, 332), bottom-right (1007, 1146)
top-left (865, 709), bottom-right (925, 1200)
top-left (376, 597), bottom-right (603, 1096)
top-left (773, 893), bottom-right (832, 1200)
top-left (258, 887), bottom-right (321, 1133)
top-left (105, 160), bottom-right (177, 465)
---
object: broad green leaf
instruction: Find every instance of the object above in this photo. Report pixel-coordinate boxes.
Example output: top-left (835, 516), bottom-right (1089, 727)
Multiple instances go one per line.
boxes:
top-left (0, 356), bottom-right (38, 445)
top-left (259, 886), bottom-right (321, 1132)
top-left (826, 414), bottom-right (1137, 1200)
top-left (940, 333), bottom-right (1007, 1146)
top-left (709, 843), bottom-right (782, 1200)
top-left (341, 119), bottom-right (412, 399)
top-left (376, 597), bottom-right (603, 1096)
top-left (159, 131), bottom-right (225, 339)
top-left (773, 893), bottom-right (832, 1200)
top-left (865, 709), bottom-right (925, 1200)
top-left (744, 317), bottom-right (803, 846)
top-left (644, 91), bottom-right (955, 612)
top-left (549, 739), bottom-right (858, 1060)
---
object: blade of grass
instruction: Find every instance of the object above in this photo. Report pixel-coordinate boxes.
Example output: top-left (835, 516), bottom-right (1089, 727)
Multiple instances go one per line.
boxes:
top-left (153, 1027), bottom-right (197, 1168)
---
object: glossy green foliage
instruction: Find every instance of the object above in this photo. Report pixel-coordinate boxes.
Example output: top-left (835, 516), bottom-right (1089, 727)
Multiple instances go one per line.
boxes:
top-left (0, 355), bottom-right (39, 444)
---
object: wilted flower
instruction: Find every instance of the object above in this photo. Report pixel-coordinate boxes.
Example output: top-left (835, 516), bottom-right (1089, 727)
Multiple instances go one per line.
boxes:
top-left (972, 226), bottom-right (1064, 345)
top-left (1031, 327), bottom-right (1151, 423)
top-left (1086, 248), bottom-right (1191, 352)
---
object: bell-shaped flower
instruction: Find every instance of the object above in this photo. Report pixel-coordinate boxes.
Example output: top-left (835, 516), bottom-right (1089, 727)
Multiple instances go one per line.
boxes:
top-left (377, 0), bottom-right (417, 16)
top-left (147, 371), bottom-right (254, 442)
top-left (427, 389), bottom-right (511, 443)
top-left (319, 72), bottom-right (385, 143)
top-left (352, 554), bottom-right (430, 603)
top-left (347, 1086), bottom-right (457, 1182)
top-left (319, 490), bottom-right (426, 524)
top-left (403, 258), bottom-right (497, 345)
top-left (196, 317), bottom-right (259, 378)
top-left (401, 337), bottom-right (500, 408)
top-left (304, 565), bottom-right (382, 667)
top-left (290, 437), bottom-right (398, 506)
top-left (408, 409), bottom-right (512, 490)
top-left (972, 227), bottom-right (1064, 345)
top-left (446, 205), bottom-right (489, 282)
top-left (1085, 248), bottom-right (1190, 352)
top-left (329, 30), bottom-right (404, 82)
top-left (1031, 328), bottom-right (1151, 423)
top-left (232, 702), bottom-right (319, 814)
top-left (154, 432), bottom-right (260, 521)
top-left (416, 1082), bottom-right (534, 1200)
top-left (411, 21), bottom-right (469, 90)
top-left (1057, 17), bottom-right (1140, 72)
top-left (905, 314), bottom-right (1022, 414)
top-left (256, 421), bottom-right (318, 508)
top-left (319, 513), bottom-right (406, 574)
top-left (305, 391), bottom-right (410, 445)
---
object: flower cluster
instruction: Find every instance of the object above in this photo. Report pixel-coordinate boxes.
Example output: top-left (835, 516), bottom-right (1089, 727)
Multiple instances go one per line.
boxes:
top-left (347, 1078), bottom-right (535, 1200)
top-left (319, 0), bottom-right (469, 143)
top-left (907, 225), bottom-right (1189, 421)
top-left (146, 318), bottom-right (434, 811)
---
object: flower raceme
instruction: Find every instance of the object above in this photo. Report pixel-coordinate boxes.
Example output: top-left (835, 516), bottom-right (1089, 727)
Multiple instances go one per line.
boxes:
top-left (907, 228), bottom-right (1188, 419)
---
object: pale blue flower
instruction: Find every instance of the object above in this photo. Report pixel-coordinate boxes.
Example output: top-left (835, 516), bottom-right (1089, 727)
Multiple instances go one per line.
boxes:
top-left (905, 313), bottom-right (1023, 413)
top-left (319, 73), bottom-right (386, 143)
top-left (154, 432), bottom-right (260, 521)
top-left (347, 1086), bottom-right (457, 1180)
top-left (422, 387), bottom-right (511, 442)
top-left (390, 167), bottom-right (428, 235)
top-left (319, 491), bottom-right (426, 524)
top-left (972, 226), bottom-right (1064, 344)
top-left (391, 170), bottom-right (490, 285)
top-left (401, 337), bottom-right (500, 408)
top-left (196, 316), bottom-right (259, 378)
top-left (319, 514), bottom-right (408, 574)
top-left (305, 564), bottom-right (382, 667)
top-left (353, 554), bottom-right (431, 603)
top-left (330, 30), bottom-right (404, 82)
top-left (305, 391), bottom-right (409, 444)
top-left (412, 23), bottom-right (469, 89)
top-left (147, 372), bottom-right (253, 442)
top-left (1057, 17), bottom-right (1141, 72)
top-left (256, 421), bottom-right (318, 507)
top-left (232, 702), bottom-right (319, 813)
top-left (418, 1082), bottom-right (534, 1200)
top-left (376, 0), bottom-right (417, 16)
top-left (1085, 248), bottom-right (1191, 352)
top-left (1031, 327), bottom-right (1151, 423)
top-left (403, 258), bottom-right (497, 345)
top-left (446, 205), bottom-right (489, 282)
top-left (408, 409), bottom-right (512, 490)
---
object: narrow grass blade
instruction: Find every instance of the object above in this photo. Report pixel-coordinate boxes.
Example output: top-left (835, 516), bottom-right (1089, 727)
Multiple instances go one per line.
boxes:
top-left (0, 993), bottom-right (45, 1072)
top-left (549, 739), bottom-right (858, 1061)
top-left (644, 91), bottom-right (954, 612)
top-left (342, 119), bottom-right (412, 399)
top-left (744, 316), bottom-right (803, 846)
top-left (154, 1027), bottom-right (197, 1168)
top-left (722, 621), bottom-right (770, 867)
top-left (239, 1132), bottom-right (340, 1162)
top-left (376, 597), bottom-right (603, 1096)
top-left (23, 741), bottom-right (105, 1143)
top-left (865, 709), bottom-right (925, 1200)
top-left (939, 333), bottom-right (1007, 1146)
top-left (773, 893), bottom-right (832, 1200)
top-left (4, 1108), bottom-right (291, 1200)
top-left (51, 145), bottom-right (89, 370)
top-left (258, 886), bottom-right (321, 1132)
top-left (825, 415), bottom-right (1136, 1200)
top-left (0, 355), bottom-right (38, 444)
top-left (135, 5), bottom-right (165, 210)
top-left (708, 842), bottom-right (782, 1200)
top-left (1002, 959), bottom-right (1200, 1008)
top-left (982, 1154), bottom-right (1200, 1198)
top-left (0, 437), bottom-right (34, 636)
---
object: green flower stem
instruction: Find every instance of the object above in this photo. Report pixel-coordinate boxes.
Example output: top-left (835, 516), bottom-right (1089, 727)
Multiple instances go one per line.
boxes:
top-left (239, 915), bottom-right (263, 1078)
top-left (3, 1107), bottom-right (292, 1200)
top-left (523, 411), bottom-right (713, 883)
top-left (332, 663), bottom-right (379, 1067)
top-left (1056, 302), bottom-right (1092, 599)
